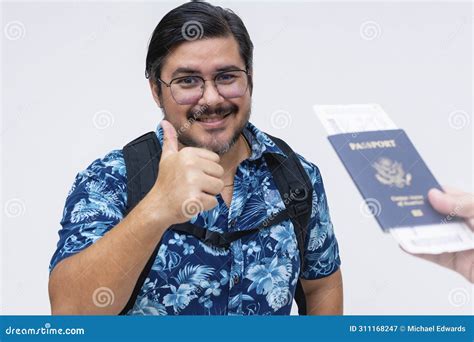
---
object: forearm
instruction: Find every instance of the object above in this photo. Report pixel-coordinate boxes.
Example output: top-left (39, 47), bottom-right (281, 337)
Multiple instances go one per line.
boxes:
top-left (48, 194), bottom-right (172, 315)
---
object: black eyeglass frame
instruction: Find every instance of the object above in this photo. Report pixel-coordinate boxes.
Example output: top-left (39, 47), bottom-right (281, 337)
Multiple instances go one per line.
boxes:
top-left (156, 69), bottom-right (251, 105)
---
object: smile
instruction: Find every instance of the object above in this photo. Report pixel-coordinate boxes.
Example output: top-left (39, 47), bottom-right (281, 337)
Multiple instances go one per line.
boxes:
top-left (195, 113), bottom-right (232, 128)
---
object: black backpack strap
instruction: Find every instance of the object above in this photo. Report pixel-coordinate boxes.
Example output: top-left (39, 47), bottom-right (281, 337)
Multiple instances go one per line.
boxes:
top-left (120, 131), bottom-right (161, 315)
top-left (123, 131), bottom-right (162, 215)
top-left (171, 202), bottom-right (304, 249)
top-left (264, 133), bottom-right (314, 316)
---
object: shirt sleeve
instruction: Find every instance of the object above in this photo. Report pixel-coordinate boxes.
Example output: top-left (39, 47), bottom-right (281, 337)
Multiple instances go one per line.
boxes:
top-left (296, 154), bottom-right (341, 280)
top-left (49, 150), bottom-right (127, 273)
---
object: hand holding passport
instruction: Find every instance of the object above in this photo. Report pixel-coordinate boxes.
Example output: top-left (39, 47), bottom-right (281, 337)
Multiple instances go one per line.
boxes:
top-left (408, 187), bottom-right (474, 282)
top-left (314, 103), bottom-right (474, 255)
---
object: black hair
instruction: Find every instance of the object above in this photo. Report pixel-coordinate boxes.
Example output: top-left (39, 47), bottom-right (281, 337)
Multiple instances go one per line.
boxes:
top-left (145, 0), bottom-right (253, 92)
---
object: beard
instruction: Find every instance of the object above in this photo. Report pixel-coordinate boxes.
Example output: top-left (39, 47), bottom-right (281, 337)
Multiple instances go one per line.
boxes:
top-left (163, 101), bottom-right (251, 155)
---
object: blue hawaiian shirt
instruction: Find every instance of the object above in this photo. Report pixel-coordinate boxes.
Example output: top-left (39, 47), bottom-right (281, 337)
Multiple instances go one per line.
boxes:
top-left (49, 121), bottom-right (341, 315)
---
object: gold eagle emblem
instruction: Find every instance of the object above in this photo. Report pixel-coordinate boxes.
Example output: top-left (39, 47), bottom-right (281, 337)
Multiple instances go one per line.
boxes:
top-left (371, 157), bottom-right (412, 188)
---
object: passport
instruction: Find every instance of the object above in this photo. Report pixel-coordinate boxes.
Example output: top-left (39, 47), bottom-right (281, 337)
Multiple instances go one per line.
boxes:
top-left (327, 129), bottom-right (450, 231)
top-left (314, 103), bottom-right (473, 253)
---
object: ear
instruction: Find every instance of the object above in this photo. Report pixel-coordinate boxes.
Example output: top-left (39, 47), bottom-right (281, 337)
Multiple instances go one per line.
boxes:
top-left (148, 78), bottom-right (162, 107)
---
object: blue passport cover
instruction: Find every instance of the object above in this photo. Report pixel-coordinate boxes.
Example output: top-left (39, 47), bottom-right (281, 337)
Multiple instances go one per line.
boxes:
top-left (328, 129), bottom-right (447, 231)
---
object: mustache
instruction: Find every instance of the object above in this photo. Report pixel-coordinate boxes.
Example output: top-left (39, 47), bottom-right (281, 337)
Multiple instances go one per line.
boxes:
top-left (187, 103), bottom-right (238, 120)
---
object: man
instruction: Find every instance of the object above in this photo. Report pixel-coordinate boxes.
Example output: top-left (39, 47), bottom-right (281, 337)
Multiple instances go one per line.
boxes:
top-left (48, 1), bottom-right (342, 315)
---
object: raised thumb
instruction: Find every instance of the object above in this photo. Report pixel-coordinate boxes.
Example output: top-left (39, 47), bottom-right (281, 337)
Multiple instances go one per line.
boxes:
top-left (161, 120), bottom-right (178, 156)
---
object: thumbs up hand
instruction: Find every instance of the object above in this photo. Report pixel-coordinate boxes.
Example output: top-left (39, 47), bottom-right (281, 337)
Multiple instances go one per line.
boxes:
top-left (143, 120), bottom-right (225, 226)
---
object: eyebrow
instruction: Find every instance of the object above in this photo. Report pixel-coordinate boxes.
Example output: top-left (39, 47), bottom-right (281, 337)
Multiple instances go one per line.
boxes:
top-left (170, 65), bottom-right (244, 79)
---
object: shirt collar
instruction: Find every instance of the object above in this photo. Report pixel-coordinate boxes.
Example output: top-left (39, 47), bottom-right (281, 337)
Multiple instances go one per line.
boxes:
top-left (155, 120), bottom-right (287, 161)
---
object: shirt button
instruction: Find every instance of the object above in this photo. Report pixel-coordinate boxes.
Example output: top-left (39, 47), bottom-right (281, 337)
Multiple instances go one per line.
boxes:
top-left (229, 218), bottom-right (237, 228)
top-left (233, 275), bottom-right (239, 285)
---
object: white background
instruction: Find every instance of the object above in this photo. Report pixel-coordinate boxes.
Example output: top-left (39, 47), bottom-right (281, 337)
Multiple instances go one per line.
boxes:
top-left (1, 0), bottom-right (473, 315)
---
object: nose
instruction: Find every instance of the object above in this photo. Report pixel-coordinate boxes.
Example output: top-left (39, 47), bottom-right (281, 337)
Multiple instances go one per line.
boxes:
top-left (198, 80), bottom-right (224, 107)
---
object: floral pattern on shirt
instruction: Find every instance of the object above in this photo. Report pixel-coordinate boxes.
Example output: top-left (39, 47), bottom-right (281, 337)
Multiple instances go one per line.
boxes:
top-left (49, 121), bottom-right (341, 315)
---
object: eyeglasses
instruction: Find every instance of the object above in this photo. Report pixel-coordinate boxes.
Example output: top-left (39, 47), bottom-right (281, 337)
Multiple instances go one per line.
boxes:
top-left (157, 69), bottom-right (250, 105)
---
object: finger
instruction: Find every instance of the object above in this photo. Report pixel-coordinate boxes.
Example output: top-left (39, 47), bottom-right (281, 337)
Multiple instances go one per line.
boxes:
top-left (199, 160), bottom-right (225, 178)
top-left (467, 218), bottom-right (474, 231)
top-left (199, 174), bottom-right (225, 195)
top-left (161, 120), bottom-right (178, 157)
top-left (427, 188), bottom-right (474, 218)
top-left (183, 147), bottom-right (220, 163)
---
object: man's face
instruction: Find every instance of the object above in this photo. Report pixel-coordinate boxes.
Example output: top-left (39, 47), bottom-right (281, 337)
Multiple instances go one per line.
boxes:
top-left (150, 36), bottom-right (252, 155)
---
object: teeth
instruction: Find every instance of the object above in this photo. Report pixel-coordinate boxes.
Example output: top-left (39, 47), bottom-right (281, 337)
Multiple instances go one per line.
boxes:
top-left (198, 113), bottom-right (231, 123)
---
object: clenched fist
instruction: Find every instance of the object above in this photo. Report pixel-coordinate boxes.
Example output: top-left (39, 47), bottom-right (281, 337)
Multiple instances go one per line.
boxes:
top-left (141, 120), bottom-right (225, 226)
